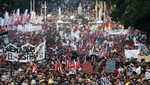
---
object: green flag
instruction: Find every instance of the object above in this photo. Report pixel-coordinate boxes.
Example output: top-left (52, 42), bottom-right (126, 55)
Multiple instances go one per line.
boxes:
top-left (141, 46), bottom-right (149, 56)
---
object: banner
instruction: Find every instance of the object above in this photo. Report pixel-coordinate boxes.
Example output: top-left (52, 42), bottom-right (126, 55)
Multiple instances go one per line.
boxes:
top-left (106, 29), bottom-right (124, 35)
top-left (82, 61), bottom-right (93, 74)
top-left (145, 71), bottom-right (150, 79)
top-left (126, 66), bottom-right (133, 76)
top-left (2, 40), bottom-right (46, 62)
top-left (124, 49), bottom-right (140, 58)
top-left (106, 60), bottom-right (116, 73)
top-left (35, 40), bottom-right (46, 61)
top-left (17, 24), bottom-right (42, 32)
top-left (100, 76), bottom-right (110, 85)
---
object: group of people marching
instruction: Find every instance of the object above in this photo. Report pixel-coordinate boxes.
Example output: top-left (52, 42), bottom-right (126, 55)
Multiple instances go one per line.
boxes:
top-left (0, 2), bottom-right (150, 85)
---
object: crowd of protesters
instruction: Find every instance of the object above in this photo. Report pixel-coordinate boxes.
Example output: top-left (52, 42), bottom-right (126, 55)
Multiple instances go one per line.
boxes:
top-left (0, 1), bottom-right (150, 85)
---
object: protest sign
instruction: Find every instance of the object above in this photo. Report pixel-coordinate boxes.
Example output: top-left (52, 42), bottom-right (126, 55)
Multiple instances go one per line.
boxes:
top-left (82, 61), bottom-right (93, 74)
top-left (106, 29), bottom-right (124, 35)
top-left (126, 66), bottom-right (133, 76)
top-left (124, 49), bottom-right (140, 58)
top-left (106, 60), bottom-right (116, 73)
top-left (3, 40), bottom-right (46, 62)
top-left (145, 71), bottom-right (150, 79)
top-left (100, 76), bottom-right (110, 85)
top-left (35, 40), bottom-right (46, 61)
top-left (69, 68), bottom-right (76, 75)
top-left (17, 24), bottom-right (42, 32)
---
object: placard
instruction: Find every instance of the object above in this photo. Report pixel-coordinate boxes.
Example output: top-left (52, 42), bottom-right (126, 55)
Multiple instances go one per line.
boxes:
top-left (100, 76), bottom-right (110, 85)
top-left (126, 66), bottom-right (133, 76)
top-left (106, 60), bottom-right (116, 73)
top-left (82, 61), bottom-right (93, 74)
top-left (145, 71), bottom-right (150, 79)
top-left (2, 40), bottom-right (46, 62)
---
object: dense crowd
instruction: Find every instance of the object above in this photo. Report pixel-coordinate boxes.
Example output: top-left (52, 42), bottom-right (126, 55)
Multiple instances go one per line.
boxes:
top-left (0, 22), bottom-right (150, 85)
top-left (0, 1), bottom-right (150, 85)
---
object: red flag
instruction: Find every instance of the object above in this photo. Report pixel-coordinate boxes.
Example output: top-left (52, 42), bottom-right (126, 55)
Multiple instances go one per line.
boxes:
top-left (69, 59), bottom-right (80, 69)
top-left (0, 53), bottom-right (6, 62)
top-left (27, 14), bottom-right (31, 22)
top-left (32, 63), bottom-right (38, 75)
top-left (82, 61), bottom-right (93, 74)
top-left (65, 57), bottom-right (71, 70)
top-left (101, 22), bottom-right (105, 28)
top-left (99, 50), bottom-right (105, 58)
top-left (29, 59), bottom-right (33, 67)
top-left (80, 45), bottom-right (85, 51)
top-left (54, 59), bottom-right (61, 74)
top-left (18, 14), bottom-right (24, 23)
top-left (115, 22), bottom-right (120, 29)
top-left (105, 20), bottom-right (111, 30)
top-left (76, 57), bottom-right (80, 68)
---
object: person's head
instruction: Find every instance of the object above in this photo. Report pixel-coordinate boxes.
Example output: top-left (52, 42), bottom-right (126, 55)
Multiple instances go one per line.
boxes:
top-left (141, 59), bottom-right (145, 63)
top-left (31, 79), bottom-right (36, 85)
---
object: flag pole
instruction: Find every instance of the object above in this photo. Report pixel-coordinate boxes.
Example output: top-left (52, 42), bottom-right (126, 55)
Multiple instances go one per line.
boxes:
top-left (44, 1), bottom-right (47, 22)
top-left (95, 0), bottom-right (98, 21)
top-left (30, 0), bottom-right (32, 13)
top-left (103, 1), bottom-right (106, 22)
top-left (33, 0), bottom-right (35, 12)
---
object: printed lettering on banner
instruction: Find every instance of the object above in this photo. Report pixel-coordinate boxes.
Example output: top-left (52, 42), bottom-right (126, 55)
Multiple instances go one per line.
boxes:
top-left (101, 76), bottom-right (110, 85)
top-left (2, 40), bottom-right (46, 62)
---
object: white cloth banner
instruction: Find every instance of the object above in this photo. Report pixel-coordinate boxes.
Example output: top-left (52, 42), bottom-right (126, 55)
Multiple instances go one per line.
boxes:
top-left (3, 40), bottom-right (46, 62)
top-left (17, 24), bottom-right (42, 32)
top-left (124, 49), bottom-right (140, 58)
top-left (106, 29), bottom-right (124, 35)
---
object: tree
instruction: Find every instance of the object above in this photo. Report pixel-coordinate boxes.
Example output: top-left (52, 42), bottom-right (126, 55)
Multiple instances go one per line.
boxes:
top-left (109, 0), bottom-right (150, 43)
top-left (0, 0), bottom-right (30, 17)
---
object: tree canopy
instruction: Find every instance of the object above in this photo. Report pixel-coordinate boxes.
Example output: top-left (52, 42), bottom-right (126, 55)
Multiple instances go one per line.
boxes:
top-left (0, 0), bottom-right (30, 17)
top-left (109, 0), bottom-right (150, 32)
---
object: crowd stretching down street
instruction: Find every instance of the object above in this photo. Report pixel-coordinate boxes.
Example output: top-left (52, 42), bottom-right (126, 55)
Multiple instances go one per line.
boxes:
top-left (0, 0), bottom-right (150, 85)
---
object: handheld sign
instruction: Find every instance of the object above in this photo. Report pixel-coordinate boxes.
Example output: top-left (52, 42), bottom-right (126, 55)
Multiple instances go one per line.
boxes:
top-left (106, 60), bottom-right (116, 73)
top-left (145, 71), bottom-right (150, 79)
top-left (82, 61), bottom-right (93, 74)
top-left (126, 66), bottom-right (133, 76)
top-left (101, 76), bottom-right (110, 85)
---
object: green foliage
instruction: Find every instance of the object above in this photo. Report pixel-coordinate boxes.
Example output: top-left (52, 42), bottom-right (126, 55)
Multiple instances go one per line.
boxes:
top-left (109, 0), bottom-right (150, 32)
top-left (0, 0), bottom-right (30, 17)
